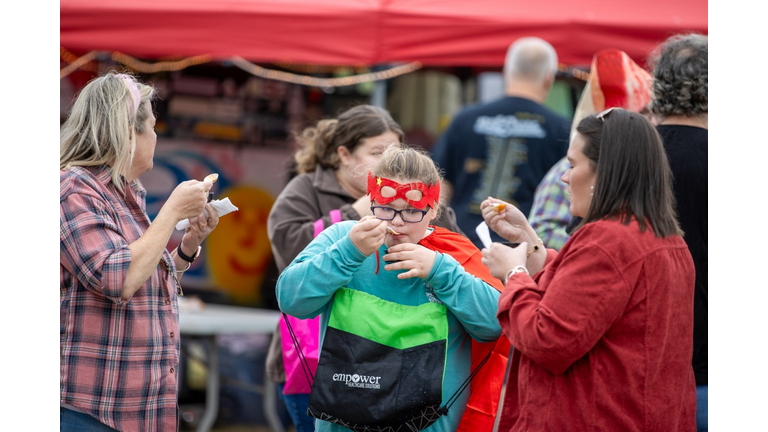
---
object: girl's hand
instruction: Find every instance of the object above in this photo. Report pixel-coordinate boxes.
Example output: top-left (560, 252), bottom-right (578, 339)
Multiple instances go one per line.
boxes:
top-left (382, 243), bottom-right (437, 280)
top-left (349, 215), bottom-right (387, 256)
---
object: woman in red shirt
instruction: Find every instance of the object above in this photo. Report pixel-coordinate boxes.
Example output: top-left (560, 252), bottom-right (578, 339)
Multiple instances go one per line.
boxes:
top-left (480, 108), bottom-right (697, 431)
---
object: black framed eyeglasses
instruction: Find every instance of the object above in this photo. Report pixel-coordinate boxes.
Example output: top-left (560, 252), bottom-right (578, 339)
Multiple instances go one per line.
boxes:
top-left (370, 206), bottom-right (429, 223)
top-left (596, 107), bottom-right (620, 121)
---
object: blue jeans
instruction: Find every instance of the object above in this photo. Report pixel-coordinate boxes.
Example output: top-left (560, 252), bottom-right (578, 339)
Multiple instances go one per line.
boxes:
top-left (696, 385), bottom-right (708, 432)
top-left (277, 383), bottom-right (315, 432)
top-left (60, 407), bottom-right (118, 432)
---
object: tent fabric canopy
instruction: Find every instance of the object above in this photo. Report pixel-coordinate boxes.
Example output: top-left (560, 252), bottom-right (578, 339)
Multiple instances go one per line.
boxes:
top-left (60, 0), bottom-right (707, 67)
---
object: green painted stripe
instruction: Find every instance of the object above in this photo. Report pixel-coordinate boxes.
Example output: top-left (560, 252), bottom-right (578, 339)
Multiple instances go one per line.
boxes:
top-left (329, 287), bottom-right (448, 350)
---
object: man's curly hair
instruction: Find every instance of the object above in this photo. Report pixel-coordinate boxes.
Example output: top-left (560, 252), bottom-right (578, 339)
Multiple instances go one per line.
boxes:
top-left (648, 33), bottom-right (708, 117)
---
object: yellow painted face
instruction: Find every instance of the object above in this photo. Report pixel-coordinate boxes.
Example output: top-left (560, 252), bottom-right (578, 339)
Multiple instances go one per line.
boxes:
top-left (206, 185), bottom-right (274, 305)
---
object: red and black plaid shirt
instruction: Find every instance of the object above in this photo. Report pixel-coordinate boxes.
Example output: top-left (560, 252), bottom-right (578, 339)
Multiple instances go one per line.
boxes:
top-left (60, 166), bottom-right (180, 431)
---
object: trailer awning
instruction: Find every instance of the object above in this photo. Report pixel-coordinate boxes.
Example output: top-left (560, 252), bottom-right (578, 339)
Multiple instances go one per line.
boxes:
top-left (60, 0), bottom-right (707, 67)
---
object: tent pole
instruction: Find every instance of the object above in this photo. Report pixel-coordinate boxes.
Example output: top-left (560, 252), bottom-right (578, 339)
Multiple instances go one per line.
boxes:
top-left (370, 65), bottom-right (387, 108)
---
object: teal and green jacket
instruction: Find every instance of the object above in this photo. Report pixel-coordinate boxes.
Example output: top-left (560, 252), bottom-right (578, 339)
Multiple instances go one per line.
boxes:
top-left (276, 221), bottom-right (502, 432)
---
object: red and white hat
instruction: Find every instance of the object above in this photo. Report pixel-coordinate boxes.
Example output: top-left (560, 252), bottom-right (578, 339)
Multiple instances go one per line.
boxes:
top-left (571, 49), bottom-right (653, 140)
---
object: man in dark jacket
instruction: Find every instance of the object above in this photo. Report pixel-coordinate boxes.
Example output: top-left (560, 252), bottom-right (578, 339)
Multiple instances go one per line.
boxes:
top-left (649, 33), bottom-right (708, 432)
top-left (432, 37), bottom-right (570, 249)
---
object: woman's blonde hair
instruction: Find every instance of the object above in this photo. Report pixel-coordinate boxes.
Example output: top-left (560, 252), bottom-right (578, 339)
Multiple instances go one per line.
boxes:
top-left (60, 71), bottom-right (157, 193)
top-left (371, 145), bottom-right (446, 218)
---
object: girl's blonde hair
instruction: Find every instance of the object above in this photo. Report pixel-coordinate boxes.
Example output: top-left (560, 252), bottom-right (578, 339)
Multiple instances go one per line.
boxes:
top-left (370, 145), bottom-right (446, 218)
top-left (60, 71), bottom-right (157, 193)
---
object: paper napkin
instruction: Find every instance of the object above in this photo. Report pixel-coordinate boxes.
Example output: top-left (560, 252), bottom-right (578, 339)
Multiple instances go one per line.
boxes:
top-left (175, 197), bottom-right (239, 231)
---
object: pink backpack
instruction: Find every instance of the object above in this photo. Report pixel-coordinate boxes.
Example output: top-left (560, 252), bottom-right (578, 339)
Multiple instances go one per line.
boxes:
top-left (278, 209), bottom-right (341, 394)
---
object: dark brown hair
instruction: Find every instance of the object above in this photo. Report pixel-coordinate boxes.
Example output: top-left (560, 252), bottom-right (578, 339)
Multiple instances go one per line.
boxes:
top-left (576, 109), bottom-right (683, 238)
top-left (293, 104), bottom-right (404, 174)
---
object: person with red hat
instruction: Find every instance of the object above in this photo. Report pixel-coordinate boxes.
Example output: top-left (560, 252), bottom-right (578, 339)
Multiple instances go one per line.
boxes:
top-left (528, 49), bottom-right (655, 250)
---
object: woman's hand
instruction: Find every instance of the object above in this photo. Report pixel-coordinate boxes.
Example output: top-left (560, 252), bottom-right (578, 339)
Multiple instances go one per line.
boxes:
top-left (482, 242), bottom-right (528, 282)
top-left (349, 216), bottom-right (387, 256)
top-left (481, 197), bottom-right (534, 244)
top-left (383, 244), bottom-right (437, 280)
top-left (165, 178), bottom-right (213, 222)
top-left (181, 203), bottom-right (220, 248)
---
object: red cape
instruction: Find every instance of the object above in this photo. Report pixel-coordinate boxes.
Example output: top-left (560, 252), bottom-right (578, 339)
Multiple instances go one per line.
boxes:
top-left (420, 227), bottom-right (509, 431)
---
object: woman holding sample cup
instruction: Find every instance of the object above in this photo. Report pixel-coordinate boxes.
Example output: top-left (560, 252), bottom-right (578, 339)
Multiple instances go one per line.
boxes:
top-left (60, 71), bottom-right (219, 431)
top-left (480, 109), bottom-right (697, 431)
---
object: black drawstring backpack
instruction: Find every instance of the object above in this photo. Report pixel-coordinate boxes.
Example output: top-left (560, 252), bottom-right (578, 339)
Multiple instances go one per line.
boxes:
top-left (283, 288), bottom-right (493, 431)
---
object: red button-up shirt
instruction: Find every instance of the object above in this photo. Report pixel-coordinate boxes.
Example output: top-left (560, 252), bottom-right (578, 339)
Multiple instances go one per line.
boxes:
top-left (497, 218), bottom-right (697, 431)
top-left (60, 166), bottom-right (180, 432)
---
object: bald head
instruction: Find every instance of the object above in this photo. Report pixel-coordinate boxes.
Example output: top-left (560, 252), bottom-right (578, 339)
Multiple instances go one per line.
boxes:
top-left (503, 37), bottom-right (558, 85)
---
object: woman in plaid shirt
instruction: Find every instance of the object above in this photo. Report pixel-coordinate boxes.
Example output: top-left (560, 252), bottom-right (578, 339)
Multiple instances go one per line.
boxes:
top-left (60, 72), bottom-right (219, 431)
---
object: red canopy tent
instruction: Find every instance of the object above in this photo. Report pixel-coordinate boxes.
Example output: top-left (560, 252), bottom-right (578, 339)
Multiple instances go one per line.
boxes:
top-left (60, 0), bottom-right (707, 67)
